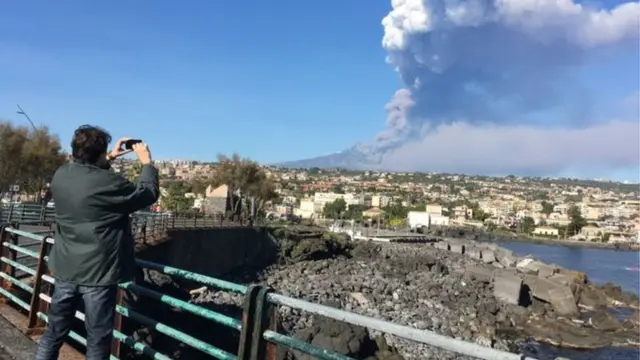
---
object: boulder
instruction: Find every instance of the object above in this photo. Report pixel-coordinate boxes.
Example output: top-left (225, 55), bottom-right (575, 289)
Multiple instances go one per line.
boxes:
top-left (589, 309), bottom-right (623, 332)
top-left (293, 301), bottom-right (405, 360)
top-left (599, 282), bottom-right (640, 308)
top-left (578, 285), bottom-right (609, 309)
top-left (623, 309), bottom-right (639, 328)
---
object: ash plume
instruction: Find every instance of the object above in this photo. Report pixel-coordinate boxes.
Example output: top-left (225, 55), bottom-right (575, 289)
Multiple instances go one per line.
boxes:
top-left (371, 0), bottom-right (640, 175)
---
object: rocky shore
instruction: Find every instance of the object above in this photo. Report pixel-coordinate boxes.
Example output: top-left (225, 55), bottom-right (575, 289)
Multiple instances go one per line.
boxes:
top-left (134, 226), bottom-right (640, 360)
top-left (440, 229), bottom-right (640, 252)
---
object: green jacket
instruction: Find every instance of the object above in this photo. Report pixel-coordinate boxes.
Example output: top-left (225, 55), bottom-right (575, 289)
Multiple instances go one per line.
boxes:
top-left (48, 162), bottom-right (159, 286)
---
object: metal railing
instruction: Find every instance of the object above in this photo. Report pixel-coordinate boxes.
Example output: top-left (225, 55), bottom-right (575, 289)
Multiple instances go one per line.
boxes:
top-left (0, 224), bottom-right (539, 360)
top-left (0, 203), bottom-right (55, 223)
top-left (0, 203), bottom-right (255, 227)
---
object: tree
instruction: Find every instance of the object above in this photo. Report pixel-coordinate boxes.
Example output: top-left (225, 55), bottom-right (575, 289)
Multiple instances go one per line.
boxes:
top-left (161, 181), bottom-right (192, 212)
top-left (567, 205), bottom-right (587, 236)
top-left (344, 204), bottom-right (364, 221)
top-left (540, 201), bottom-right (554, 216)
top-left (0, 122), bottom-right (66, 195)
top-left (323, 198), bottom-right (347, 219)
top-left (0, 122), bottom-right (29, 193)
top-left (520, 216), bottom-right (536, 234)
top-left (211, 153), bottom-right (278, 217)
top-left (382, 203), bottom-right (409, 219)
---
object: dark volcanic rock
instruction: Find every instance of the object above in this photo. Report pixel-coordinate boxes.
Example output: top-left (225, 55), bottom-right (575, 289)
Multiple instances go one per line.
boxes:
top-left (599, 282), bottom-right (640, 308)
top-left (181, 228), bottom-right (638, 359)
top-left (290, 301), bottom-right (403, 360)
top-left (589, 309), bottom-right (623, 332)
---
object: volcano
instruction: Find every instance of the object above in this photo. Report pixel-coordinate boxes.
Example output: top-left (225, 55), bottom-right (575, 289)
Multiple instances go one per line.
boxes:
top-left (277, 143), bottom-right (385, 170)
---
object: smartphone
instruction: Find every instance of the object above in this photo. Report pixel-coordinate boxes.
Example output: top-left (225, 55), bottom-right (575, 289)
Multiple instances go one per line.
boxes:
top-left (124, 139), bottom-right (143, 150)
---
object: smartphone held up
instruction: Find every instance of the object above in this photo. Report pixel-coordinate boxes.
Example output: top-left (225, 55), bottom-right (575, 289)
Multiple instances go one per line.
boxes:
top-left (124, 139), bottom-right (143, 150)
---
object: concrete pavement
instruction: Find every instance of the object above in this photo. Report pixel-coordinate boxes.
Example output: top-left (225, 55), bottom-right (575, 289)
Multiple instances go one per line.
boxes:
top-left (0, 315), bottom-right (36, 360)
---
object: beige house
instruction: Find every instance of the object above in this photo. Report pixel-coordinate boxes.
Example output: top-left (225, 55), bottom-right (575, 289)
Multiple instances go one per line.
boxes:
top-left (453, 206), bottom-right (473, 219)
top-left (533, 226), bottom-right (559, 237)
top-left (425, 204), bottom-right (443, 215)
top-left (580, 226), bottom-right (602, 239)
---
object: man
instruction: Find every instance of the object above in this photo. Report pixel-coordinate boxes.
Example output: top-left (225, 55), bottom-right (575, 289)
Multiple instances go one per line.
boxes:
top-left (34, 125), bottom-right (159, 360)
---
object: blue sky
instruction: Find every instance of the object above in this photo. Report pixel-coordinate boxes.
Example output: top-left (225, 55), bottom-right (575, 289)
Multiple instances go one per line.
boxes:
top-left (0, 1), bottom-right (398, 161)
top-left (0, 1), bottom-right (638, 180)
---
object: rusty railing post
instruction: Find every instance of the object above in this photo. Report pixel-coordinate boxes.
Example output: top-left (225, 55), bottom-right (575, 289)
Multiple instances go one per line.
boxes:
top-left (237, 285), bottom-right (261, 360)
top-left (26, 236), bottom-right (52, 333)
top-left (0, 224), bottom-right (11, 295)
top-left (250, 287), bottom-right (277, 360)
top-left (110, 289), bottom-right (124, 358)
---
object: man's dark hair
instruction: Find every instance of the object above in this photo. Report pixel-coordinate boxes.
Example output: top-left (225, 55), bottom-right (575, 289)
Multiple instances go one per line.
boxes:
top-left (71, 125), bottom-right (112, 165)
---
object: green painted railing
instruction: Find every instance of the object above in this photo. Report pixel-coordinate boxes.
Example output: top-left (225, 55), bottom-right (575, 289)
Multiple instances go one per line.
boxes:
top-left (0, 221), bottom-right (540, 360)
top-left (0, 203), bottom-right (55, 223)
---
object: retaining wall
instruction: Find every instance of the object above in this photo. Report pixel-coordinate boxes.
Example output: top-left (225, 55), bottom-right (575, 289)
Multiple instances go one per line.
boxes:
top-left (136, 227), bottom-right (279, 277)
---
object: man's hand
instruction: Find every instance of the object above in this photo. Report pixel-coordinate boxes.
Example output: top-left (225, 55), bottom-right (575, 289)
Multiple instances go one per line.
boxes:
top-left (132, 142), bottom-right (152, 165)
top-left (106, 137), bottom-right (133, 161)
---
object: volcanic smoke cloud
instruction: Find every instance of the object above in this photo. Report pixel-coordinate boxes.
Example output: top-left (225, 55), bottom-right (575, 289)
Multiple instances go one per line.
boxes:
top-left (375, 0), bottom-right (640, 177)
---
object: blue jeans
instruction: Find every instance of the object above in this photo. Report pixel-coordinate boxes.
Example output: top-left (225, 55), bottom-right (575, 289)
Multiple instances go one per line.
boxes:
top-left (33, 280), bottom-right (117, 360)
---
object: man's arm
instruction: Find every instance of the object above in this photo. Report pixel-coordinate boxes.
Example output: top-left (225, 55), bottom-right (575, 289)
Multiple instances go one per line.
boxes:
top-left (98, 164), bottom-right (160, 214)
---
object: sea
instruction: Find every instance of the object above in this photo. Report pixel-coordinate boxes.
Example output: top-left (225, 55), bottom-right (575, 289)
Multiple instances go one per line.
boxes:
top-left (493, 240), bottom-right (640, 360)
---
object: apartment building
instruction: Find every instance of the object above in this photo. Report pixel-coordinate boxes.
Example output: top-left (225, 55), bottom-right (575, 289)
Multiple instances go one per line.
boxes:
top-left (371, 195), bottom-right (392, 208)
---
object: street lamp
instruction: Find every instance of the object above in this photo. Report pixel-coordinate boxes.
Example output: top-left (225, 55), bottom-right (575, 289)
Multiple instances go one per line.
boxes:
top-left (15, 104), bottom-right (43, 202)
top-left (16, 104), bottom-right (38, 132)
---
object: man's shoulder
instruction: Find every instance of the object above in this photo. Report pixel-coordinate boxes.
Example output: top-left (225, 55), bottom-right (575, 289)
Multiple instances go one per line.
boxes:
top-left (52, 162), bottom-right (125, 188)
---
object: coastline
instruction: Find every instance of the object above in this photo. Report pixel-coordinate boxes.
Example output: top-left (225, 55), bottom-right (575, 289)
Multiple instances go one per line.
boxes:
top-left (488, 232), bottom-right (640, 252)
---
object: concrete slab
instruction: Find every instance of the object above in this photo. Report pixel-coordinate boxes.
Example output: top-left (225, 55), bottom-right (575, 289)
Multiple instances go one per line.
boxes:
top-left (481, 250), bottom-right (496, 264)
top-left (521, 274), bottom-right (539, 289)
top-left (498, 253), bottom-right (518, 268)
top-left (517, 259), bottom-right (556, 277)
top-left (548, 285), bottom-right (579, 316)
top-left (548, 273), bottom-right (575, 287)
top-left (465, 266), bottom-right (494, 283)
top-left (466, 247), bottom-right (482, 260)
top-left (493, 272), bottom-right (523, 305)
top-left (435, 241), bottom-right (449, 251)
top-left (532, 277), bottom-right (579, 316)
top-left (449, 243), bottom-right (465, 254)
